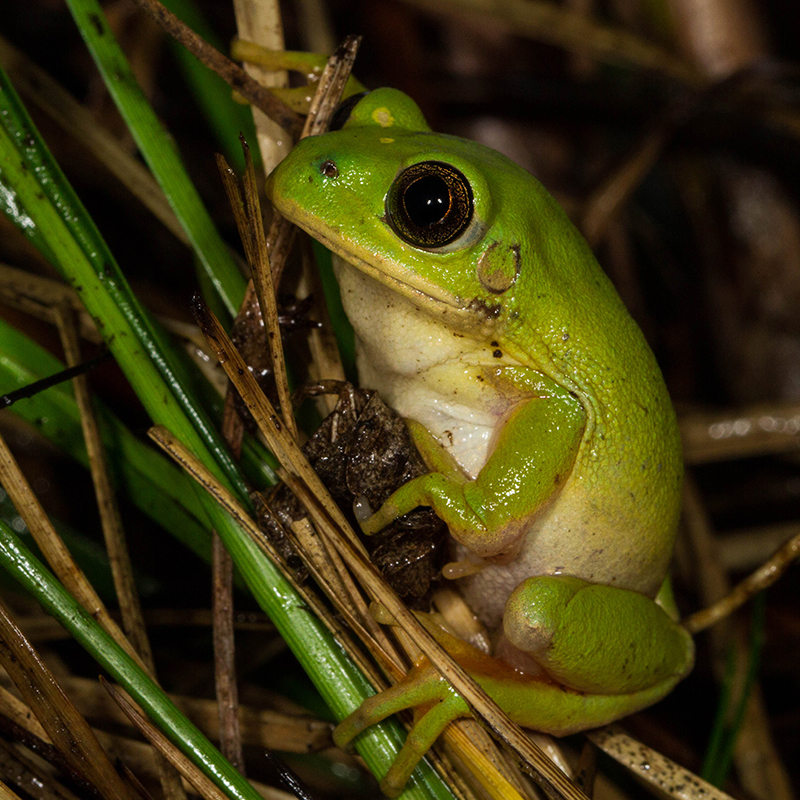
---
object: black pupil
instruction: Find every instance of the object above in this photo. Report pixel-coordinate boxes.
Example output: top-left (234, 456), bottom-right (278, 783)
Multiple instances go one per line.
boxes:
top-left (404, 175), bottom-right (451, 227)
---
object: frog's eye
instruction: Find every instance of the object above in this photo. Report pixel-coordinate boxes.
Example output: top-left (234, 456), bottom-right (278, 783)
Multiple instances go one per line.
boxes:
top-left (386, 162), bottom-right (474, 248)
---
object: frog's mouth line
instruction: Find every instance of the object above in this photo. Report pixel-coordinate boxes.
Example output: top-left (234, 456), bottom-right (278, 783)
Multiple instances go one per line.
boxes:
top-left (294, 220), bottom-right (503, 333)
top-left (306, 224), bottom-right (460, 306)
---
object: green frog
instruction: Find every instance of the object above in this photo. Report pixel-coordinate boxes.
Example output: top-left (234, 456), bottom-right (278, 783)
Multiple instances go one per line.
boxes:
top-left (265, 87), bottom-right (693, 796)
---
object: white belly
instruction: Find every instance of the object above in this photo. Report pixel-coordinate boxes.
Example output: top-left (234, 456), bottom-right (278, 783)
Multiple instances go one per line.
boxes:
top-left (335, 258), bottom-right (513, 477)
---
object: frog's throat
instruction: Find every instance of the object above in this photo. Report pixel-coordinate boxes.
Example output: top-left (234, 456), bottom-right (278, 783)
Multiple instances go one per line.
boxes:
top-left (304, 225), bottom-right (502, 332)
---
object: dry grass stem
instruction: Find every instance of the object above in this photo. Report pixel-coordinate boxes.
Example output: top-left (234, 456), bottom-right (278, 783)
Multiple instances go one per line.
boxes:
top-left (0, 670), bottom-right (332, 755)
top-left (0, 600), bottom-right (135, 800)
top-left (588, 727), bottom-right (734, 800)
top-left (289, 518), bottom-right (375, 631)
top-left (0, 736), bottom-right (81, 800)
top-left (146, 425), bottom-right (392, 687)
top-left (0, 264), bottom-right (99, 343)
top-left (0, 434), bottom-right (139, 665)
top-left (54, 301), bottom-right (154, 671)
top-left (218, 38), bottom-right (360, 450)
top-left (55, 304), bottom-right (188, 800)
top-left (264, 34), bottom-right (361, 286)
top-left (241, 140), bottom-right (297, 439)
top-left (0, 684), bottom-right (50, 743)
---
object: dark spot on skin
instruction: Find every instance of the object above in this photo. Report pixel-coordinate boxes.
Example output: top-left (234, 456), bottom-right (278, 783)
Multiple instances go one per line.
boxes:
top-left (569, 390), bottom-right (578, 399)
top-left (320, 160), bottom-right (339, 178)
top-left (562, 332), bottom-right (570, 341)
top-left (490, 341), bottom-right (499, 347)
top-left (476, 375), bottom-right (484, 382)
top-left (89, 13), bottom-right (104, 35)
top-left (493, 349), bottom-right (502, 358)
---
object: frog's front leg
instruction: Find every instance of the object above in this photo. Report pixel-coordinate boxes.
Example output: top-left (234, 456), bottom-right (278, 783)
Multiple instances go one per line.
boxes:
top-left (361, 388), bottom-right (586, 558)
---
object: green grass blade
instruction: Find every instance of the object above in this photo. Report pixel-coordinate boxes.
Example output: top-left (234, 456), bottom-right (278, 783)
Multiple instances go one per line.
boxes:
top-left (64, 0), bottom-right (246, 317)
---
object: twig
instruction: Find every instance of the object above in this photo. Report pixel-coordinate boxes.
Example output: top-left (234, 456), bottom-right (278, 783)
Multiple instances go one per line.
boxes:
top-left (683, 529), bottom-right (800, 635)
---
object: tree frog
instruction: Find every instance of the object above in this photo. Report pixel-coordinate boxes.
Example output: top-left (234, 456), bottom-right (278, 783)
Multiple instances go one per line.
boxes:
top-left (265, 87), bottom-right (694, 795)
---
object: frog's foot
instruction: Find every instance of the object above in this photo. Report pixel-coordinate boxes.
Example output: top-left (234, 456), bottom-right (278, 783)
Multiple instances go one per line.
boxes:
top-left (334, 665), bottom-right (470, 797)
top-left (229, 42), bottom-right (366, 113)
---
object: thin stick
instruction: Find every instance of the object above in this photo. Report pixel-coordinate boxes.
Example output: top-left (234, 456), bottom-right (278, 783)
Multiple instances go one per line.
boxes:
top-left (683, 529), bottom-right (800, 634)
top-left (241, 140), bottom-right (297, 439)
top-left (55, 302), bottom-right (154, 670)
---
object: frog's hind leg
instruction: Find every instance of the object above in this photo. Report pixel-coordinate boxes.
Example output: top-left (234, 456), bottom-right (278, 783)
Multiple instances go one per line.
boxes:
top-left (334, 670), bottom-right (469, 798)
top-left (334, 665), bottom-right (464, 748)
top-left (381, 695), bottom-right (468, 797)
top-left (229, 42), bottom-right (366, 114)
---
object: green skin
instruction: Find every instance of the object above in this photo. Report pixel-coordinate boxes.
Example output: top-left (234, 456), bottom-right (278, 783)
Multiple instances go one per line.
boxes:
top-left (266, 87), bottom-right (693, 795)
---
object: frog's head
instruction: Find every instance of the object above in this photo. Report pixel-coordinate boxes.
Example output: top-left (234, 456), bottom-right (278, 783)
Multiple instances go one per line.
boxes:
top-left (265, 88), bottom-right (605, 343)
